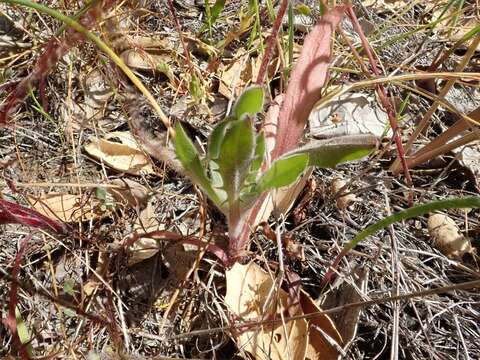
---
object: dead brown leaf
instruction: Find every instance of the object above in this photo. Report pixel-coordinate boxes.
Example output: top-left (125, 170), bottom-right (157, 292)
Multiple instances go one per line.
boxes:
top-left (84, 131), bottom-right (155, 175)
top-left (428, 213), bottom-right (474, 260)
top-left (28, 193), bottom-right (106, 223)
top-left (108, 178), bottom-right (149, 208)
top-left (331, 178), bottom-right (358, 211)
top-left (301, 290), bottom-right (343, 360)
top-left (225, 262), bottom-right (342, 360)
top-left (127, 199), bottom-right (164, 265)
top-left (225, 262), bottom-right (308, 360)
top-left (219, 50), bottom-right (279, 99)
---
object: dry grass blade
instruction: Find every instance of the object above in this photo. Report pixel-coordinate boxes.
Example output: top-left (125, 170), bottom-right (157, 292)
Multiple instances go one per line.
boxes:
top-left (390, 34), bottom-right (480, 174)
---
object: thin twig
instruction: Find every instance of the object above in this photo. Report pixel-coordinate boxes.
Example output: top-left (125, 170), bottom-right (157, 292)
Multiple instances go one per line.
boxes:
top-left (134, 279), bottom-right (480, 341)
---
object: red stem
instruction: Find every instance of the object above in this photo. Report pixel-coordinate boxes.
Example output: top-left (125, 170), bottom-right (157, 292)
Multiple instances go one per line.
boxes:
top-left (345, 6), bottom-right (412, 189)
top-left (4, 235), bottom-right (32, 359)
top-left (127, 230), bottom-right (230, 266)
top-left (255, 0), bottom-right (289, 85)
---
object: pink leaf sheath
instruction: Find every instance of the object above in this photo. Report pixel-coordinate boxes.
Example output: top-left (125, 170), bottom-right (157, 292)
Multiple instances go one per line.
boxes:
top-left (227, 7), bottom-right (346, 260)
top-left (0, 199), bottom-right (68, 234)
top-left (272, 6), bottom-right (345, 160)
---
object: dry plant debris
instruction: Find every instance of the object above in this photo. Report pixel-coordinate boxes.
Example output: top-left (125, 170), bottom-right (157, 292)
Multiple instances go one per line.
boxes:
top-left (1, 0), bottom-right (480, 359)
top-left (84, 131), bottom-right (156, 175)
top-left (428, 213), bottom-right (474, 260)
top-left (330, 177), bottom-right (358, 211)
top-left (225, 262), bottom-right (342, 360)
top-left (28, 192), bottom-right (108, 222)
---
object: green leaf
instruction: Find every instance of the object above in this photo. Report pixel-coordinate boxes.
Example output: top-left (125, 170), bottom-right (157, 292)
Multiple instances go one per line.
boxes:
top-left (174, 122), bottom-right (221, 205)
top-left (287, 135), bottom-right (377, 168)
top-left (15, 307), bottom-right (33, 356)
top-left (208, 118), bottom-right (232, 160)
top-left (345, 197), bottom-right (480, 255)
top-left (210, 0), bottom-right (226, 23)
top-left (239, 132), bottom-right (266, 208)
top-left (216, 118), bottom-right (255, 203)
top-left (63, 278), bottom-right (76, 296)
top-left (200, 0), bottom-right (226, 33)
top-left (250, 131), bottom-right (266, 175)
top-left (95, 187), bottom-right (107, 201)
top-left (256, 153), bottom-right (308, 193)
top-left (189, 73), bottom-right (203, 101)
top-left (232, 86), bottom-right (264, 119)
top-left (295, 3), bottom-right (312, 15)
top-left (207, 118), bottom-right (237, 206)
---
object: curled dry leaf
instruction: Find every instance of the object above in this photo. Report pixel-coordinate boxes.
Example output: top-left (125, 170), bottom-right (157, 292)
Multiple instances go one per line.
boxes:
top-left (108, 178), bottom-right (197, 266)
top-left (115, 36), bottom-right (176, 79)
top-left (108, 178), bottom-right (149, 208)
top-left (331, 178), bottom-right (358, 210)
top-left (225, 262), bottom-right (342, 360)
top-left (84, 131), bottom-right (155, 175)
top-left (120, 50), bottom-right (176, 84)
top-left (320, 266), bottom-right (368, 347)
top-left (28, 193), bottom-right (107, 223)
top-left (428, 213), bottom-right (473, 260)
top-left (219, 52), bottom-right (259, 99)
top-left (300, 290), bottom-right (343, 360)
top-left (225, 262), bottom-right (308, 360)
top-left (127, 201), bottom-right (163, 265)
top-left (219, 50), bottom-right (280, 99)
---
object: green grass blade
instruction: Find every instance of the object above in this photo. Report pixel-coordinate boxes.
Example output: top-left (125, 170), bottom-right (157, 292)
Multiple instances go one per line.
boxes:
top-left (322, 196), bottom-right (480, 286)
top-left (346, 197), bottom-right (480, 253)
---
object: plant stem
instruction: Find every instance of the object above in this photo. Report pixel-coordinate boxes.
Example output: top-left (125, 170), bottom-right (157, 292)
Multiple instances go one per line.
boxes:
top-left (255, 0), bottom-right (289, 85)
top-left (345, 5), bottom-right (413, 189)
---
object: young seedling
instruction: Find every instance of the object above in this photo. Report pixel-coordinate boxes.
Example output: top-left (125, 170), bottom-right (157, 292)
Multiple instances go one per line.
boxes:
top-left (175, 86), bottom-right (378, 265)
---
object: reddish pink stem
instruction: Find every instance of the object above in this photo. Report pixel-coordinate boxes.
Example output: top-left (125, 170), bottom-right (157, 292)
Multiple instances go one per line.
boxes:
top-left (346, 6), bottom-right (412, 189)
top-left (3, 235), bottom-right (32, 359)
top-left (255, 0), bottom-right (289, 85)
top-left (127, 230), bottom-right (230, 266)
